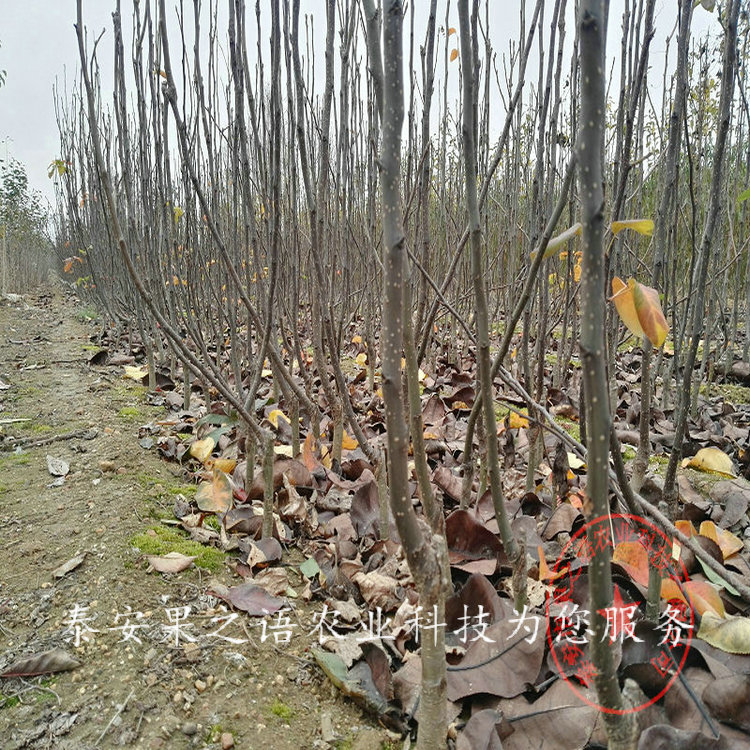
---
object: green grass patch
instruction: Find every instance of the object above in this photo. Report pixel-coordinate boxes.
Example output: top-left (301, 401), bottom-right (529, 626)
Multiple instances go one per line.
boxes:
top-left (0, 453), bottom-right (32, 468)
top-left (118, 406), bottom-right (144, 420)
top-left (649, 454), bottom-right (669, 467)
top-left (699, 382), bottom-right (750, 405)
top-left (555, 417), bottom-right (581, 443)
top-left (136, 472), bottom-right (195, 501)
top-left (269, 698), bottom-right (294, 722)
top-left (129, 525), bottom-right (225, 572)
top-left (76, 306), bottom-right (99, 323)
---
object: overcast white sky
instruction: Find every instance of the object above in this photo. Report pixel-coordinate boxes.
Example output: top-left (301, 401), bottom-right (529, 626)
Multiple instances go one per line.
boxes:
top-left (1, 1), bottom-right (716, 210)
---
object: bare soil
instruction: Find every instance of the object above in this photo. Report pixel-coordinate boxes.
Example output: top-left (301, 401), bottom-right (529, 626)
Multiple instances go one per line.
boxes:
top-left (0, 285), bottom-right (390, 750)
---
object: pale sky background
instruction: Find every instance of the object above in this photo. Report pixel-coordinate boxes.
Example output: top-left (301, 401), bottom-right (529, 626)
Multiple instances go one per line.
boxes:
top-left (1, 1), bottom-right (716, 211)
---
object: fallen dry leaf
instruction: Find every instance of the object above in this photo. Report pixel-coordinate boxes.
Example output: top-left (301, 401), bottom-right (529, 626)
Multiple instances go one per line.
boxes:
top-left (146, 551), bottom-right (196, 573)
top-left (1, 648), bottom-right (81, 678)
top-left (682, 447), bottom-right (736, 478)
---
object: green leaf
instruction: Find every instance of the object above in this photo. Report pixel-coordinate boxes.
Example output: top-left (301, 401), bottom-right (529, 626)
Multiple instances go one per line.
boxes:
top-left (195, 413), bottom-right (238, 427)
top-left (737, 186), bottom-right (750, 203)
top-left (698, 557), bottom-right (740, 596)
top-left (300, 557), bottom-right (321, 579)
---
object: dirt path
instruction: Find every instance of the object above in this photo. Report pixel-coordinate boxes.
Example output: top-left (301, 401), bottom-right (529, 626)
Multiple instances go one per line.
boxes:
top-left (0, 286), bottom-right (388, 750)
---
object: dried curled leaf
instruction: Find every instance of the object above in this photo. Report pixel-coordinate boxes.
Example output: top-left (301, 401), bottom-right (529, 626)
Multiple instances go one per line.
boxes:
top-left (698, 612), bottom-right (750, 654)
top-left (450, 48), bottom-right (459, 61)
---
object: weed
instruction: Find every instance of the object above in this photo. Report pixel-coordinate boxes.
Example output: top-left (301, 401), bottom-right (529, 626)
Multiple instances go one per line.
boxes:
top-left (269, 698), bottom-right (294, 722)
top-left (0, 693), bottom-right (20, 709)
top-left (206, 723), bottom-right (224, 742)
top-left (555, 417), bottom-right (581, 443)
top-left (76, 306), bottom-right (99, 323)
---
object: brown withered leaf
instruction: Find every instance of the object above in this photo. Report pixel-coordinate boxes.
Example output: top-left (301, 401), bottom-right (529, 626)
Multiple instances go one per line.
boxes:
top-left (52, 553), bottom-right (86, 579)
top-left (496, 678), bottom-right (600, 750)
top-left (445, 573), bottom-right (505, 636)
top-left (446, 601), bottom-right (546, 701)
top-left (703, 675), bottom-right (750, 732)
top-left (352, 570), bottom-right (403, 612)
top-left (638, 724), bottom-right (747, 750)
top-left (1, 648), bottom-right (81, 678)
top-left (279, 474), bottom-right (307, 522)
top-left (445, 510), bottom-right (506, 573)
top-left (224, 506), bottom-right (262, 535)
top-left (350, 471), bottom-right (380, 537)
top-left (253, 567), bottom-right (291, 597)
top-left (433, 466), bottom-right (464, 502)
top-left (710, 479), bottom-right (750, 529)
top-left (392, 654), bottom-right (462, 724)
top-left (245, 458), bottom-right (312, 499)
top-left (456, 709), bottom-right (507, 750)
top-left (221, 582), bottom-right (285, 616)
top-left (541, 503), bottom-right (580, 540)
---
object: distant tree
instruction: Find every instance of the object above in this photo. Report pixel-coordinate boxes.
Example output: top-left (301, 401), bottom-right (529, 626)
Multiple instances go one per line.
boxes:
top-left (0, 40), bottom-right (6, 87)
top-left (0, 158), bottom-right (52, 292)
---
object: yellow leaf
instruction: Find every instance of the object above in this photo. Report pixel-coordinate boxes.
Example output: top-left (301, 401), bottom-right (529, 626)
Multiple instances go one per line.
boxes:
top-left (448, 27), bottom-right (456, 35)
top-left (189, 437), bottom-right (216, 463)
top-left (274, 445), bottom-right (294, 457)
top-left (675, 519), bottom-right (695, 538)
top-left (611, 218), bottom-right (654, 236)
top-left (418, 368), bottom-right (427, 382)
top-left (123, 365), bottom-right (148, 382)
top-left (355, 352), bottom-right (368, 367)
top-left (682, 447), bottom-right (736, 478)
top-left (611, 276), bottom-right (643, 337)
top-left (698, 611), bottom-right (750, 653)
top-left (699, 520), bottom-right (720, 546)
top-left (509, 412), bottom-right (529, 429)
top-left (268, 409), bottom-right (291, 428)
top-left (716, 527), bottom-right (744, 559)
top-left (610, 277), bottom-right (669, 347)
top-left (212, 457), bottom-right (237, 474)
top-left (567, 452), bottom-right (586, 470)
top-left (631, 279), bottom-right (669, 347)
top-left (573, 261), bottom-right (582, 283)
top-left (341, 430), bottom-right (358, 451)
top-left (195, 469), bottom-right (232, 513)
top-left (450, 49), bottom-right (459, 62)
top-left (352, 335), bottom-right (363, 345)
top-left (531, 223), bottom-right (582, 260)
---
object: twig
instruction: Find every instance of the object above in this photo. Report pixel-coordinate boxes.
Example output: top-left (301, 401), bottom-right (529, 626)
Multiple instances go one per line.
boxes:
top-left (1, 427), bottom-right (98, 452)
top-left (95, 688), bottom-right (134, 745)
